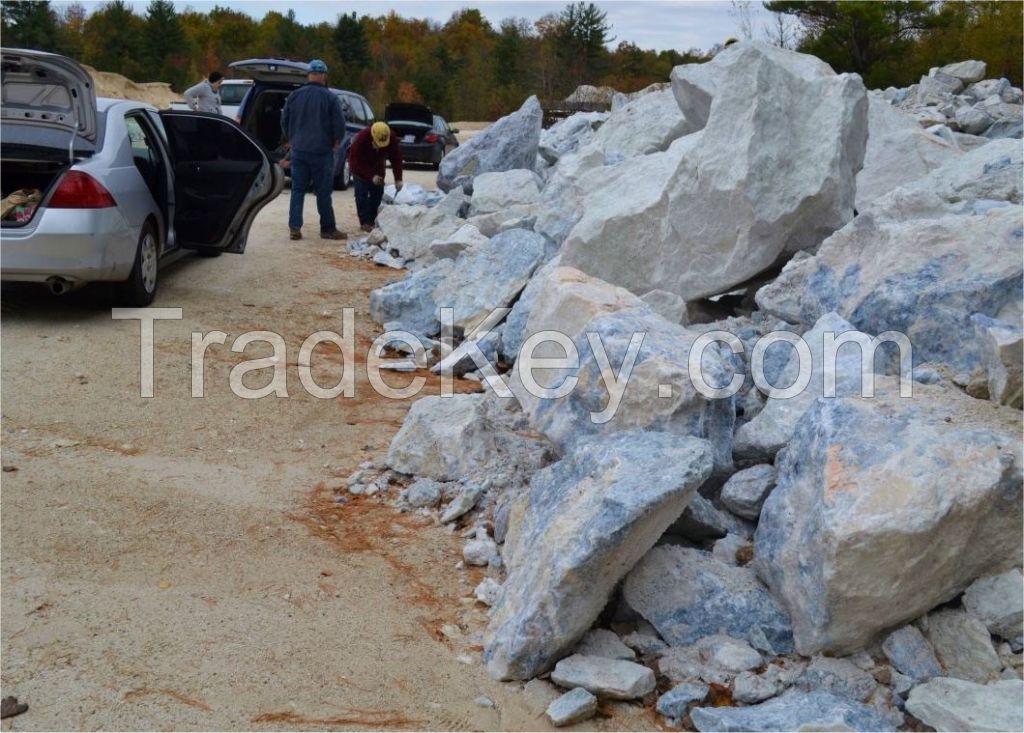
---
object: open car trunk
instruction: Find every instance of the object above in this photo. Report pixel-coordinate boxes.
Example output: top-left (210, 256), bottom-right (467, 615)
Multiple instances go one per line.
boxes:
top-left (385, 103), bottom-right (433, 143)
top-left (0, 155), bottom-right (69, 227)
top-left (242, 88), bottom-right (291, 161)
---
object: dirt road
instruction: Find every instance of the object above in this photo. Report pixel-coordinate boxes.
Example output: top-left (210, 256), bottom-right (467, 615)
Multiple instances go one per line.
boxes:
top-left (0, 171), bottom-right (653, 731)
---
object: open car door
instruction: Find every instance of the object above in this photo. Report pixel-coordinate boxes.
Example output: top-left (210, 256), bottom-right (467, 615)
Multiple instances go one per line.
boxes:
top-left (158, 111), bottom-right (283, 253)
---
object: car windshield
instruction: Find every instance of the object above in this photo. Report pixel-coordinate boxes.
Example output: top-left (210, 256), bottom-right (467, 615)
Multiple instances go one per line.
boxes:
top-left (220, 84), bottom-right (249, 105)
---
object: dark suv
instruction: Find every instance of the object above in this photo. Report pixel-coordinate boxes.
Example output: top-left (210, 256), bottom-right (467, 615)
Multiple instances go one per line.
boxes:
top-left (230, 58), bottom-right (374, 189)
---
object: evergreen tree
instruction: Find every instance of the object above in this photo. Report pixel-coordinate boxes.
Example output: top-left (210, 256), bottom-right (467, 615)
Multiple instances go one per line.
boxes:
top-left (333, 11), bottom-right (370, 90)
top-left (81, 0), bottom-right (145, 79)
top-left (142, 0), bottom-right (189, 89)
top-left (1, 0), bottom-right (61, 52)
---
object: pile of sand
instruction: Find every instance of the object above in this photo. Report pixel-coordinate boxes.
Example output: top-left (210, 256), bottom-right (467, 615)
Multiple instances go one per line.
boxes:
top-left (84, 65), bottom-right (179, 109)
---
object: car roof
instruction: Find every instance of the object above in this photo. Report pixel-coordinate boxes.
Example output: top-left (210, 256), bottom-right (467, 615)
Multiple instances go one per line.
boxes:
top-left (97, 97), bottom-right (153, 112)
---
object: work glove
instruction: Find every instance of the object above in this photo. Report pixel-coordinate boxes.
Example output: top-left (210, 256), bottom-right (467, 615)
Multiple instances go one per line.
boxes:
top-left (395, 181), bottom-right (404, 192)
top-left (372, 175), bottom-right (384, 186)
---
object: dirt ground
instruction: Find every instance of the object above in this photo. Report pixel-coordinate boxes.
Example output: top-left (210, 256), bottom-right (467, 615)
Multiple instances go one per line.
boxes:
top-left (0, 168), bottom-right (657, 731)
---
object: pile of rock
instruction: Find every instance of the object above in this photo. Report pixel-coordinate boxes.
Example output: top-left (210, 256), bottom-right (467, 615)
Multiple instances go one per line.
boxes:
top-left (883, 59), bottom-right (1023, 139)
top-left (351, 42), bottom-right (1023, 731)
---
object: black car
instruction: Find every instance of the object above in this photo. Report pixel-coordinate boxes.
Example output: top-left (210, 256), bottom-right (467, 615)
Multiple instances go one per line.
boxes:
top-left (230, 58), bottom-right (374, 189)
top-left (384, 103), bottom-right (459, 169)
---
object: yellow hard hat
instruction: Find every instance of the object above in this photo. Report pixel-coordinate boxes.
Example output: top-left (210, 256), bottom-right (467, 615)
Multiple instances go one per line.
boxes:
top-left (371, 122), bottom-right (391, 148)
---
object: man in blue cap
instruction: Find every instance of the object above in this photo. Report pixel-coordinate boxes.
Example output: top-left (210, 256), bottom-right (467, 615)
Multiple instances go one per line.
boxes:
top-left (281, 59), bottom-right (347, 240)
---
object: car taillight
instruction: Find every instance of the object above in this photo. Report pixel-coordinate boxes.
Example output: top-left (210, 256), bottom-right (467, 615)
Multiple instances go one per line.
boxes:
top-left (49, 171), bottom-right (116, 209)
top-left (424, 133), bottom-right (439, 143)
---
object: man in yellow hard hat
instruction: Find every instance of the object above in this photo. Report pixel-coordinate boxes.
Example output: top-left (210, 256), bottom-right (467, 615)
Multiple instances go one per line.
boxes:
top-left (348, 121), bottom-right (404, 232)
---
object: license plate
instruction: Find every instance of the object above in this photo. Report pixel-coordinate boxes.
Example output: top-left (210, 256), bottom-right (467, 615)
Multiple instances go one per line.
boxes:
top-left (403, 134), bottom-right (415, 143)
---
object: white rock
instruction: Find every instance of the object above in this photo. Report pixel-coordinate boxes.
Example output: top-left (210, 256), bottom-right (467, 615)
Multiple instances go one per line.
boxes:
top-left (797, 655), bottom-right (877, 702)
top-left (972, 316), bottom-right (1023, 408)
top-left (484, 432), bottom-right (714, 680)
top-left (940, 60), bottom-right (987, 84)
top-left (755, 380), bottom-right (1023, 655)
top-left (881, 625), bottom-right (943, 681)
top-left (469, 169), bottom-right (541, 215)
top-left (463, 534), bottom-right (497, 566)
top-left (963, 568), bottom-right (1024, 640)
top-left (733, 669), bottom-right (784, 704)
top-left (550, 654), bottom-right (656, 700)
top-left (427, 224), bottom-right (488, 261)
top-left (538, 111), bottom-right (607, 164)
top-left (377, 205), bottom-right (463, 265)
top-left (956, 105), bottom-right (995, 134)
top-left (438, 96), bottom-right (542, 193)
top-left (573, 629), bottom-right (636, 660)
top-left (546, 687), bottom-right (598, 727)
top-left (474, 577), bottom-right (501, 607)
top-left (720, 464), bottom-right (777, 520)
top-left (856, 94), bottom-right (961, 210)
top-left (922, 608), bottom-right (1003, 684)
top-left (906, 677), bottom-right (1023, 732)
top-left (559, 42), bottom-right (867, 302)
top-left (640, 289), bottom-right (688, 324)
top-left (592, 88), bottom-right (689, 157)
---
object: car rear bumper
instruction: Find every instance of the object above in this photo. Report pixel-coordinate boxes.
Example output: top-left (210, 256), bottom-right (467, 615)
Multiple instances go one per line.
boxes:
top-left (399, 142), bottom-right (440, 163)
top-left (0, 207), bottom-right (138, 283)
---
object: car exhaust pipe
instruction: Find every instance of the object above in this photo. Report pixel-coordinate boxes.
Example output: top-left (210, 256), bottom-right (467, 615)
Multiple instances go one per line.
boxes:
top-left (46, 276), bottom-right (74, 295)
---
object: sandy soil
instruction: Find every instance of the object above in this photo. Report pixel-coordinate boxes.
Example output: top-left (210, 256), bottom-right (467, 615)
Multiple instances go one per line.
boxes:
top-left (0, 169), bottom-right (657, 731)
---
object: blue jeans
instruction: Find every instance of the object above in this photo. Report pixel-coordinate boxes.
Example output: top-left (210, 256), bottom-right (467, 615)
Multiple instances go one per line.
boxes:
top-left (353, 176), bottom-right (384, 227)
top-left (288, 149), bottom-right (336, 232)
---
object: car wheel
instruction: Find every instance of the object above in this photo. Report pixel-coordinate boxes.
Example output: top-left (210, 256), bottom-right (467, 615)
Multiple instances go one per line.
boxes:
top-left (116, 223), bottom-right (159, 307)
top-left (336, 158), bottom-right (351, 191)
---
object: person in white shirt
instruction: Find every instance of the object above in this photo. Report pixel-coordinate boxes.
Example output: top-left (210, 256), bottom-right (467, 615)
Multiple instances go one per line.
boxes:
top-left (183, 71), bottom-right (224, 115)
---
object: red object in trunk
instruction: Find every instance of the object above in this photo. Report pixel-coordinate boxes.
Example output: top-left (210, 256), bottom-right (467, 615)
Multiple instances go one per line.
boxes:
top-left (49, 171), bottom-right (116, 209)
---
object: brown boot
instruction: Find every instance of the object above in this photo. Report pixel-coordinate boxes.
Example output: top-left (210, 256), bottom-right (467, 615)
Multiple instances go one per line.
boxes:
top-left (289, 228), bottom-right (302, 240)
top-left (320, 230), bottom-right (347, 240)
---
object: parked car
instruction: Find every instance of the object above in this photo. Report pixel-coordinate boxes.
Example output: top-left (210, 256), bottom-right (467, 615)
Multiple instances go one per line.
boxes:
top-left (384, 103), bottom-right (459, 169)
top-left (230, 58), bottom-right (374, 189)
top-left (0, 48), bottom-right (284, 306)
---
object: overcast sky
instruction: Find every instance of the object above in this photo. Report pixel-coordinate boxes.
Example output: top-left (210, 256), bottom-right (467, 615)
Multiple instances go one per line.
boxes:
top-left (55, 0), bottom-right (769, 53)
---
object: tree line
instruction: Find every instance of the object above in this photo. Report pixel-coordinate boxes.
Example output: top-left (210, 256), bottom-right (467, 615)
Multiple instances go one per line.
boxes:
top-left (1, 1), bottom-right (1020, 121)
top-left (0, 0), bottom-right (706, 120)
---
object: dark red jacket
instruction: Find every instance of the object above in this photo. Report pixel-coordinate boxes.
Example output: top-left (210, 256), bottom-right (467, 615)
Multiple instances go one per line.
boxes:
top-left (347, 127), bottom-right (403, 183)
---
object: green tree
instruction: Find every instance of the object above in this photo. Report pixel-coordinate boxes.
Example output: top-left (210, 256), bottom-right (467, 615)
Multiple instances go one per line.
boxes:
top-left (1, 0), bottom-right (61, 51)
top-left (333, 11), bottom-right (370, 90)
top-left (556, 2), bottom-right (613, 88)
top-left (765, 1), bottom-right (937, 87)
top-left (81, 0), bottom-right (145, 79)
top-left (142, 0), bottom-right (189, 88)
top-left (55, 2), bottom-right (87, 59)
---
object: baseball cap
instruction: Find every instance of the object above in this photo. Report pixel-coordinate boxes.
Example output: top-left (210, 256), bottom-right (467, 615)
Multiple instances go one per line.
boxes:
top-left (308, 59), bottom-right (328, 73)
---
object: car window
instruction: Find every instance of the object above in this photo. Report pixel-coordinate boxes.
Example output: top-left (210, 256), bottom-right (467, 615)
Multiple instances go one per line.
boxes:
top-left (219, 84), bottom-right (250, 106)
top-left (433, 115), bottom-right (447, 134)
top-left (125, 114), bottom-right (163, 198)
top-left (346, 94), bottom-right (368, 125)
top-left (361, 99), bottom-right (375, 123)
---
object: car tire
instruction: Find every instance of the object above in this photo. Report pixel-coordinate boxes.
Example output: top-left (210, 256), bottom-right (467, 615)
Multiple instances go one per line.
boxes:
top-left (116, 222), bottom-right (159, 307)
top-left (335, 158), bottom-right (351, 191)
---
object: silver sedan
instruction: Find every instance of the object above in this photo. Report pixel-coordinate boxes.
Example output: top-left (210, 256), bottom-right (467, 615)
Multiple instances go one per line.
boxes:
top-left (1, 48), bottom-right (283, 306)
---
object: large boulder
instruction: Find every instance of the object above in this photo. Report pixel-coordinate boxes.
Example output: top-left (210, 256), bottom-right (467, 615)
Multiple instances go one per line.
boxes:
top-left (690, 689), bottom-right (895, 732)
top-left (906, 678), bottom-right (1023, 732)
top-left (940, 60), bottom-right (987, 84)
top-left (856, 93), bottom-right (961, 210)
top-left (538, 111), bottom-right (607, 164)
top-left (519, 307), bottom-right (738, 473)
top-left (369, 228), bottom-right (547, 336)
top-left (377, 205), bottom-right (463, 265)
top-left (734, 312), bottom-right (881, 460)
top-left (468, 169), bottom-right (541, 215)
top-left (755, 139), bottom-right (1024, 381)
top-left (754, 380), bottom-right (1023, 655)
top-left (920, 607), bottom-right (1002, 684)
top-left (387, 393), bottom-right (551, 483)
top-left (623, 544), bottom-right (795, 653)
top-left (591, 87), bottom-right (689, 157)
top-left (507, 265), bottom-right (649, 414)
top-left (437, 96), bottom-right (542, 193)
top-left (483, 431), bottom-right (714, 680)
top-left (559, 42), bottom-right (867, 302)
